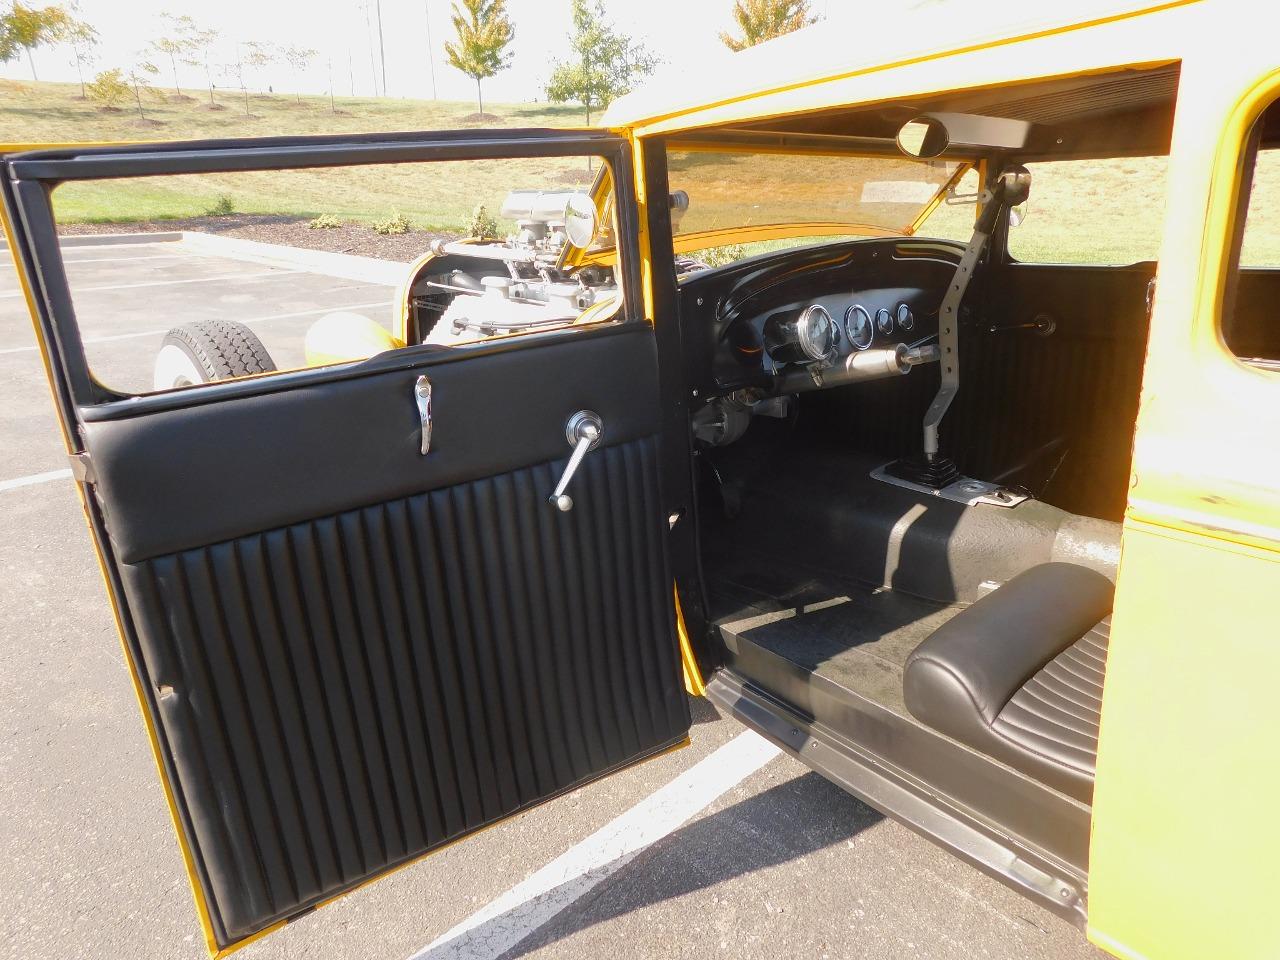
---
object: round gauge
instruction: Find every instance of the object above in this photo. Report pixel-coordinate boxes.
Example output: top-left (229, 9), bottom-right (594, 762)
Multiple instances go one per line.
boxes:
top-left (765, 304), bottom-right (837, 364)
top-left (876, 307), bottom-right (894, 336)
top-left (845, 304), bottom-right (874, 351)
top-left (796, 304), bottom-right (836, 362)
top-left (897, 303), bottom-right (914, 332)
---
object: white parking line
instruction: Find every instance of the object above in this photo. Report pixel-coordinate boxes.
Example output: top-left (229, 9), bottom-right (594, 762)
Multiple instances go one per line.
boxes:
top-left (0, 300), bottom-right (394, 355)
top-left (61, 253), bottom-right (195, 264)
top-left (0, 468), bottom-right (72, 492)
top-left (0, 268), bottom-right (302, 298)
top-left (409, 730), bottom-right (781, 960)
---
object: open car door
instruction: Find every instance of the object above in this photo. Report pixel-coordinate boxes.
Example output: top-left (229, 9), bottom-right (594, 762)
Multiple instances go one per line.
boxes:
top-left (1, 131), bottom-right (693, 956)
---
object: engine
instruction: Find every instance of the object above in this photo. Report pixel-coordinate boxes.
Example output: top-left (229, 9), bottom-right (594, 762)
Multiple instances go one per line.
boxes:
top-left (417, 190), bottom-right (621, 346)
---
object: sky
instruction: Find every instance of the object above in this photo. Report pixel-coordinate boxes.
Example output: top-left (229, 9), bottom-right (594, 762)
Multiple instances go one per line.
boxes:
top-left (0, 0), bottom-right (851, 104)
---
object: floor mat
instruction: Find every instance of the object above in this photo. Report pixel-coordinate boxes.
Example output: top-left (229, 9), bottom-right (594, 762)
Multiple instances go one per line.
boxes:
top-left (711, 561), bottom-right (965, 716)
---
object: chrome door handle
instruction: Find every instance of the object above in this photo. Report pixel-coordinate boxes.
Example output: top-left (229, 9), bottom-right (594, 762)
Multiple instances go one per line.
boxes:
top-left (548, 410), bottom-right (604, 511)
top-left (415, 375), bottom-right (433, 455)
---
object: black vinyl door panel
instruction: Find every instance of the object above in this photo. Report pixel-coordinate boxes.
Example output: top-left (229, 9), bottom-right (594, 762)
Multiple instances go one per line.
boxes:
top-left (82, 327), bottom-right (691, 946)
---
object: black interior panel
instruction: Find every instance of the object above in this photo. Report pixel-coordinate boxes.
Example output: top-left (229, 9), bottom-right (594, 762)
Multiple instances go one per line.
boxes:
top-left (85, 327), bottom-right (661, 563)
top-left (80, 326), bottom-right (691, 947)
top-left (701, 431), bottom-right (1119, 606)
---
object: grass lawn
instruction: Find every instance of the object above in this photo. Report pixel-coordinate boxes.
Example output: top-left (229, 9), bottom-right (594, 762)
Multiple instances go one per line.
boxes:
top-left (4, 78), bottom-right (1279, 265)
top-left (0, 79), bottom-right (595, 232)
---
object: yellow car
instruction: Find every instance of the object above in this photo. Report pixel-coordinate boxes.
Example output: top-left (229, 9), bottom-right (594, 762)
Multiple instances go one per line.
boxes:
top-left (4, 1), bottom-right (1277, 957)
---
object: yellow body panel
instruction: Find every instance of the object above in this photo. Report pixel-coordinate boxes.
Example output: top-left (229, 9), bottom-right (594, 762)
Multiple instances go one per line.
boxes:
top-left (17, 3), bottom-right (1280, 956)
top-left (607, 3), bottom-right (1195, 136)
top-left (1085, 15), bottom-right (1280, 960)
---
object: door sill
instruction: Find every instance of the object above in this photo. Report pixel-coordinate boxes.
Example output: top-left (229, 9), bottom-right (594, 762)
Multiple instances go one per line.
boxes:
top-left (707, 669), bottom-right (1089, 931)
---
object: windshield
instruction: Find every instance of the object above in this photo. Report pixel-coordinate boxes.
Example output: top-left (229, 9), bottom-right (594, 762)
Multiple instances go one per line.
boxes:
top-left (666, 147), bottom-right (968, 247)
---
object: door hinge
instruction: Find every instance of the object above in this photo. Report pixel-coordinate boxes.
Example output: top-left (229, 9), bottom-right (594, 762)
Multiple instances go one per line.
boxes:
top-left (67, 451), bottom-right (96, 485)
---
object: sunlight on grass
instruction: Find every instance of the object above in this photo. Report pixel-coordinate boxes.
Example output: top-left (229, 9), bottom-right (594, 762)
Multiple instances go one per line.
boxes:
top-left (53, 157), bottom-right (595, 233)
top-left (10, 79), bottom-right (1280, 264)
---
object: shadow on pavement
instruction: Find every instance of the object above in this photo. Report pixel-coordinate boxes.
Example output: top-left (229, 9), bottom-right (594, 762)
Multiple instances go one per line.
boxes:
top-left (452, 771), bottom-right (883, 959)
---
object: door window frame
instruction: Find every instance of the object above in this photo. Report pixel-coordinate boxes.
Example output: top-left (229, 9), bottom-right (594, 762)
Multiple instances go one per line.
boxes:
top-left (2, 130), bottom-right (643, 421)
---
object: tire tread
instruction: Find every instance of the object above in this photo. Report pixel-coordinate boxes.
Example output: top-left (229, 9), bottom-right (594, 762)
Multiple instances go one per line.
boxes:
top-left (162, 319), bottom-right (276, 382)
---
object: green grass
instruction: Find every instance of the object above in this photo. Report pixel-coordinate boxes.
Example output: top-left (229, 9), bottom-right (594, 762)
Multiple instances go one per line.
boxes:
top-left (0, 79), bottom-right (594, 231)
top-left (5, 79), bottom-right (1280, 265)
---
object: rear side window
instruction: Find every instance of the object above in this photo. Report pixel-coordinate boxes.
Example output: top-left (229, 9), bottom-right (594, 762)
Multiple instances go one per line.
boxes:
top-left (1236, 147), bottom-right (1280, 268)
top-left (1006, 156), bottom-right (1169, 265)
top-left (1223, 114), bottom-right (1280, 365)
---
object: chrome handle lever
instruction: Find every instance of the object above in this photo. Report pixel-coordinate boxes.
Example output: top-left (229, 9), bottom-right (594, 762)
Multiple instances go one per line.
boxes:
top-left (415, 375), bottom-right (433, 455)
top-left (549, 410), bottom-right (604, 512)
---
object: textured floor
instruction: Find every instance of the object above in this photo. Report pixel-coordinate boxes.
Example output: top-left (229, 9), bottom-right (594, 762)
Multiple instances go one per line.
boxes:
top-left (709, 558), bottom-right (965, 716)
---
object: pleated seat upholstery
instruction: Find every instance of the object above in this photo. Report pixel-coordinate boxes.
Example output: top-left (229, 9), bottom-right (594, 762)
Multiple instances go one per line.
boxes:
top-left (903, 563), bottom-right (1114, 803)
top-left (990, 620), bottom-right (1109, 791)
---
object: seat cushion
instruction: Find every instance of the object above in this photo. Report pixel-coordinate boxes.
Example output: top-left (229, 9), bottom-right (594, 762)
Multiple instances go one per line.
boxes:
top-left (903, 562), bottom-right (1114, 802)
top-left (991, 620), bottom-right (1109, 790)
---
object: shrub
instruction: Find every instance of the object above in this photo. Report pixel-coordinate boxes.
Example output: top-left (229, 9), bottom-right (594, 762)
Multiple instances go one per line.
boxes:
top-left (469, 203), bottom-right (500, 241)
top-left (308, 213), bottom-right (343, 229)
top-left (86, 69), bottom-right (129, 111)
top-left (699, 243), bottom-right (747, 267)
top-left (203, 195), bottom-right (235, 217)
top-left (373, 212), bottom-right (411, 236)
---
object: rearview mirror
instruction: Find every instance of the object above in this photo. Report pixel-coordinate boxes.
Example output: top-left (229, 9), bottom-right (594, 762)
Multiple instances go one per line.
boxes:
top-left (896, 117), bottom-right (950, 159)
top-left (896, 113), bottom-right (1033, 160)
top-left (563, 193), bottom-right (599, 248)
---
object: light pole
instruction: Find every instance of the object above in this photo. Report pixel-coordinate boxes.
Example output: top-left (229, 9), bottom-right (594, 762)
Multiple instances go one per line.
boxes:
top-left (424, 0), bottom-right (438, 99)
top-left (375, 0), bottom-right (388, 96)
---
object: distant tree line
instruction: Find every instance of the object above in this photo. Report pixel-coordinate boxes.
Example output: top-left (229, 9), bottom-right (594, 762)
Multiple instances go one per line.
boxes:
top-left (0, 0), bottom-right (818, 123)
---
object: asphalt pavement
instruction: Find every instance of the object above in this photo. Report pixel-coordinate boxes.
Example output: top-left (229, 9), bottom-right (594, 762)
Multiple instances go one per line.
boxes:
top-left (0, 237), bottom-right (1103, 960)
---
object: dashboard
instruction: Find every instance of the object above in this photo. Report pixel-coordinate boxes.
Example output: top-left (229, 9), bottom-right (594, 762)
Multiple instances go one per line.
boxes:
top-left (678, 237), bottom-right (964, 399)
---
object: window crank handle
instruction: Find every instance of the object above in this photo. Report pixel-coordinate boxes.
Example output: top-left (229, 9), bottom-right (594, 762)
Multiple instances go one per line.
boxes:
top-left (549, 410), bottom-right (604, 512)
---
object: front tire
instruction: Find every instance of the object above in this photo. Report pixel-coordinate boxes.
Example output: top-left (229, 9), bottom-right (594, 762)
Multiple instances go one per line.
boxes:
top-left (153, 320), bottom-right (276, 391)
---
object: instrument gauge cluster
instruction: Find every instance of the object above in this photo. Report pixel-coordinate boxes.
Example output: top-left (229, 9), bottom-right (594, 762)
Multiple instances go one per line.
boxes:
top-left (683, 237), bottom-right (951, 393)
top-left (764, 298), bottom-right (924, 367)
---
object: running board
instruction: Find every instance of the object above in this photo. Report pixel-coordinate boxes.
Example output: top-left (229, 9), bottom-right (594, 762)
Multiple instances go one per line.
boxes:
top-left (706, 669), bottom-right (1088, 930)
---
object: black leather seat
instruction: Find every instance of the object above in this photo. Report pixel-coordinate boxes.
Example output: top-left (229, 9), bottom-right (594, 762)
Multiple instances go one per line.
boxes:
top-left (903, 563), bottom-right (1113, 803)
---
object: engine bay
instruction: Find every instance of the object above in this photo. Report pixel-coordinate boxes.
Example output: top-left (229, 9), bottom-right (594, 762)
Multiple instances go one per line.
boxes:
top-left (407, 189), bottom-right (622, 346)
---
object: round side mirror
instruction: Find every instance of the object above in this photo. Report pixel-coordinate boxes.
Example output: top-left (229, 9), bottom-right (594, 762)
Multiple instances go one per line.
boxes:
top-left (896, 117), bottom-right (950, 159)
top-left (563, 193), bottom-right (599, 248)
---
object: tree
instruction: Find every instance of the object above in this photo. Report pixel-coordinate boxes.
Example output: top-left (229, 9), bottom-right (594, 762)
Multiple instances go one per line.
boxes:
top-left (184, 23), bottom-right (220, 109)
top-left (280, 45), bottom-right (316, 103)
top-left (124, 60), bottom-right (159, 120)
top-left (223, 41), bottom-right (273, 117)
top-left (545, 0), bottom-right (656, 126)
top-left (0, 3), bottom-right (71, 81)
top-left (148, 13), bottom-right (201, 98)
top-left (85, 66), bottom-right (126, 110)
top-left (719, 0), bottom-right (816, 52)
top-left (63, 14), bottom-right (95, 98)
top-left (444, 0), bottom-right (513, 117)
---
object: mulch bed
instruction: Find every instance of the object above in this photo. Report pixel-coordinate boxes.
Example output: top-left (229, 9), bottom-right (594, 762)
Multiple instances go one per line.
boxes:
top-left (58, 214), bottom-right (462, 263)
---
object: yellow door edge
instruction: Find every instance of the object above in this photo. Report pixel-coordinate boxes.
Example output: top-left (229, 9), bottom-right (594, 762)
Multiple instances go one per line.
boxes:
top-left (674, 584), bottom-right (707, 697)
top-left (0, 160), bottom-right (231, 958)
top-left (85, 501), bottom-right (228, 958)
top-left (1086, 928), bottom-right (1150, 960)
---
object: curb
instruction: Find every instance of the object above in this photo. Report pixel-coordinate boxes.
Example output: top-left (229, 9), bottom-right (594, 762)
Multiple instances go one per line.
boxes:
top-left (176, 232), bottom-right (406, 286)
top-left (0, 231), bottom-right (184, 250)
